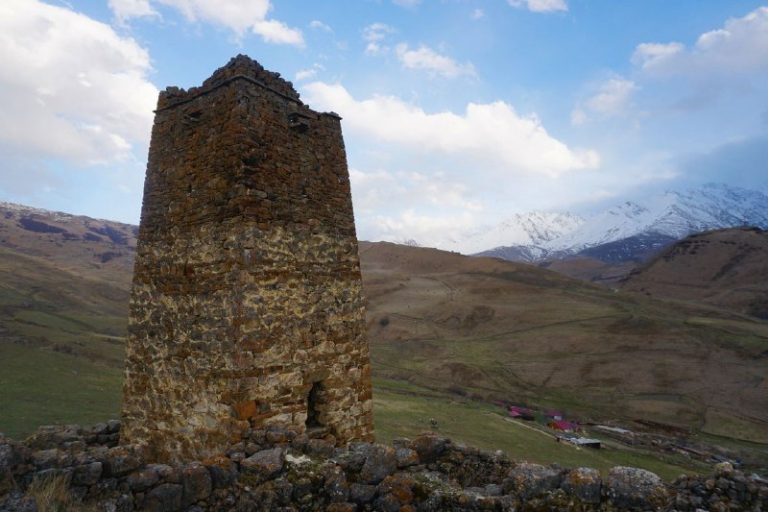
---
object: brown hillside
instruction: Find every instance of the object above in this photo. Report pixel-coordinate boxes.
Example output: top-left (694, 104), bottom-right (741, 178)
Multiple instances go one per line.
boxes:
top-left (542, 256), bottom-right (636, 287)
top-left (360, 241), bottom-right (768, 444)
top-left (622, 228), bottom-right (768, 319)
top-left (1, 210), bottom-right (767, 448)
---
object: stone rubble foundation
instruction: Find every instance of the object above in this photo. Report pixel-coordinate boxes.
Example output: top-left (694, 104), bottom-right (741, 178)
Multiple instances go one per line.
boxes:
top-left (1, 422), bottom-right (766, 511)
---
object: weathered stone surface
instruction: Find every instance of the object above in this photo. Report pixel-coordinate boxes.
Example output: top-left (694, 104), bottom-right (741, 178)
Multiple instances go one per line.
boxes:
top-left (144, 482), bottom-right (183, 512)
top-left (562, 467), bottom-right (601, 503)
top-left (502, 462), bottom-right (562, 499)
top-left (395, 447), bottom-right (419, 468)
top-left (240, 447), bottom-right (285, 482)
top-left (104, 446), bottom-right (142, 477)
top-left (204, 456), bottom-right (237, 489)
top-left (126, 466), bottom-right (160, 491)
top-left (30, 449), bottom-right (60, 469)
top-left (3, 420), bottom-right (768, 512)
top-left (181, 462), bottom-right (212, 506)
top-left (358, 444), bottom-right (397, 484)
top-left (71, 462), bottom-right (102, 486)
top-left (349, 482), bottom-right (377, 505)
top-left (120, 54), bottom-right (373, 464)
top-left (606, 466), bottom-right (668, 510)
top-left (410, 434), bottom-right (448, 464)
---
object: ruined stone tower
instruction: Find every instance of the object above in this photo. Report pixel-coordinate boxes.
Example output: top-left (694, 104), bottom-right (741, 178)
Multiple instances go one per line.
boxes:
top-left (121, 55), bottom-right (373, 463)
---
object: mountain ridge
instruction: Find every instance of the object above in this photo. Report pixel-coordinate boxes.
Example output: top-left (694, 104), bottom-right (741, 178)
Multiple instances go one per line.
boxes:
top-left (414, 183), bottom-right (768, 264)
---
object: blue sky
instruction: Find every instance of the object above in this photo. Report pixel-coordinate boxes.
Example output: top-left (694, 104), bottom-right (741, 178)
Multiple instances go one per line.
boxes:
top-left (1, 0), bottom-right (766, 246)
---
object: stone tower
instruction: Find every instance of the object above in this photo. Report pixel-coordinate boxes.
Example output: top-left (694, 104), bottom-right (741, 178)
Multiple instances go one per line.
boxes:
top-left (121, 55), bottom-right (373, 463)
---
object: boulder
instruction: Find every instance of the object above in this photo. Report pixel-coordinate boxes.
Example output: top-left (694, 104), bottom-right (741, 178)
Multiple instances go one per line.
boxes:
top-left (395, 447), bottom-right (419, 468)
top-left (562, 467), bottom-right (601, 504)
top-left (349, 482), bottom-right (377, 505)
top-left (358, 444), bottom-right (397, 485)
top-left (71, 461), bottom-right (102, 486)
top-left (240, 447), bottom-right (285, 484)
top-left (104, 446), bottom-right (141, 477)
top-left (181, 462), bottom-right (212, 507)
top-left (144, 482), bottom-right (183, 512)
top-left (204, 456), bottom-right (237, 489)
top-left (410, 434), bottom-right (448, 464)
top-left (606, 466), bottom-right (668, 510)
top-left (503, 463), bottom-right (562, 499)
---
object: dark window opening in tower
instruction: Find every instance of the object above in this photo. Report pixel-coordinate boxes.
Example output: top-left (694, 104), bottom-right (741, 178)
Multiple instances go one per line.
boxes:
top-left (306, 381), bottom-right (325, 429)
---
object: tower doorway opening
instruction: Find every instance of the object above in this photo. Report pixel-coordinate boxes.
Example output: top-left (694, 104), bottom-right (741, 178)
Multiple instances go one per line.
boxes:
top-left (306, 381), bottom-right (325, 431)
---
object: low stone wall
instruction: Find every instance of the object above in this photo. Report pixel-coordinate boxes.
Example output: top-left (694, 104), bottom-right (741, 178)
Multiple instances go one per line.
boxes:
top-left (1, 423), bottom-right (766, 511)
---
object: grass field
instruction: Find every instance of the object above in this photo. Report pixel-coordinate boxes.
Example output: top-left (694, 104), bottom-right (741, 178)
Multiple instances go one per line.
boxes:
top-left (1, 227), bottom-right (767, 477)
top-left (372, 378), bottom-right (707, 481)
top-left (0, 343), bottom-right (123, 438)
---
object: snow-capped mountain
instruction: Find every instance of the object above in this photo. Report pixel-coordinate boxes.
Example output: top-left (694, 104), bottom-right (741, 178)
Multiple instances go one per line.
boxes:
top-left (434, 211), bottom-right (584, 256)
top-left (548, 183), bottom-right (768, 255)
top-left (439, 183), bottom-right (768, 263)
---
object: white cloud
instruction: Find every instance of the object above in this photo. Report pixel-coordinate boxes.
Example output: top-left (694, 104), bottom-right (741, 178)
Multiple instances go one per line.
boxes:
top-left (571, 77), bottom-right (637, 125)
top-left (0, 0), bottom-right (157, 164)
top-left (303, 82), bottom-right (599, 177)
top-left (631, 42), bottom-right (684, 70)
top-left (633, 6), bottom-right (768, 77)
top-left (295, 69), bottom-right (317, 81)
top-left (351, 168), bottom-right (482, 215)
top-left (369, 209), bottom-right (478, 246)
top-left (471, 8), bottom-right (485, 20)
top-left (309, 19), bottom-right (333, 33)
top-left (363, 22), bottom-right (395, 55)
top-left (109, 0), bottom-right (304, 46)
top-left (294, 63), bottom-right (324, 82)
top-left (395, 44), bottom-right (476, 78)
top-left (508, 0), bottom-right (567, 13)
top-left (251, 19), bottom-right (303, 46)
top-left (108, 0), bottom-right (157, 22)
top-left (585, 78), bottom-right (637, 115)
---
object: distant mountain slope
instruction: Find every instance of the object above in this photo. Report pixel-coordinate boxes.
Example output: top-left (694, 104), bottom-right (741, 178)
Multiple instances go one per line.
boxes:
top-left (0, 203), bottom-right (135, 435)
top-left (622, 227), bottom-right (768, 319)
top-left (360, 241), bottom-right (768, 445)
top-left (1, 203), bottom-right (767, 451)
top-left (459, 184), bottom-right (768, 265)
top-left (435, 211), bottom-right (584, 256)
top-left (548, 183), bottom-right (768, 255)
top-left (0, 202), bottom-right (137, 287)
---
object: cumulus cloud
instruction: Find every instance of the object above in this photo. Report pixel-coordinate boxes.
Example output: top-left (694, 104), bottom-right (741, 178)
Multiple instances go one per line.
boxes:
top-left (571, 77), bottom-right (638, 125)
top-left (471, 9), bottom-right (485, 20)
top-left (109, 0), bottom-right (158, 22)
top-left (395, 44), bottom-right (476, 78)
top-left (586, 78), bottom-right (637, 115)
top-left (303, 82), bottom-right (599, 177)
top-left (351, 168), bottom-right (481, 215)
top-left (632, 42), bottom-right (684, 70)
top-left (109, 0), bottom-right (303, 46)
top-left (294, 63), bottom-right (324, 82)
top-left (508, 0), bottom-right (567, 13)
top-left (632, 6), bottom-right (768, 77)
top-left (363, 22), bottom-right (395, 55)
top-left (0, 0), bottom-right (157, 164)
top-left (309, 20), bottom-right (333, 33)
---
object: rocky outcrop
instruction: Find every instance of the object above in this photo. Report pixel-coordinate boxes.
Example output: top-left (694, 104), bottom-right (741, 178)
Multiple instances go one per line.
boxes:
top-left (2, 423), bottom-right (766, 511)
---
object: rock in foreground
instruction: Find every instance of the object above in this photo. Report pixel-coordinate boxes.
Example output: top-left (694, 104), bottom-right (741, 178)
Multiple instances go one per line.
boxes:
top-left (1, 424), bottom-right (766, 511)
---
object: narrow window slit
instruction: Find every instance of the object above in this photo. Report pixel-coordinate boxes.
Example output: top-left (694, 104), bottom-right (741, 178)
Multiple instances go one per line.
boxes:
top-left (306, 381), bottom-right (325, 432)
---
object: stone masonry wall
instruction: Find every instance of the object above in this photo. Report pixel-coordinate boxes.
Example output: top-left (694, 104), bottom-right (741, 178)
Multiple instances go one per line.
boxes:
top-left (121, 55), bottom-right (373, 463)
top-left (3, 423), bottom-right (767, 511)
